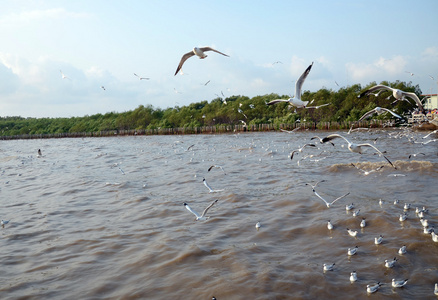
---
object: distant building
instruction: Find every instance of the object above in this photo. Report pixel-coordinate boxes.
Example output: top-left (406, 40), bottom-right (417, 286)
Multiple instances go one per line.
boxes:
top-left (421, 94), bottom-right (438, 110)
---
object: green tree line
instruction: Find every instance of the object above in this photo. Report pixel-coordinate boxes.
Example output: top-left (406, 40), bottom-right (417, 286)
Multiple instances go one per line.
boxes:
top-left (0, 81), bottom-right (421, 137)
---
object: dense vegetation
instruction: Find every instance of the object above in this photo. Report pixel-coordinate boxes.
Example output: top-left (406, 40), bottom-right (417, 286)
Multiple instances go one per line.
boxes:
top-left (0, 81), bottom-right (421, 137)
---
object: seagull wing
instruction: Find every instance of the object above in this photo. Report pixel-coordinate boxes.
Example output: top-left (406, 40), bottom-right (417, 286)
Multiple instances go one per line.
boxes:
top-left (358, 85), bottom-right (393, 98)
top-left (312, 189), bottom-right (330, 207)
top-left (203, 178), bottom-right (214, 192)
top-left (403, 92), bottom-right (425, 113)
top-left (358, 108), bottom-right (377, 121)
top-left (358, 143), bottom-right (396, 169)
top-left (330, 192), bottom-right (350, 206)
top-left (295, 62), bottom-right (313, 101)
top-left (380, 107), bottom-right (402, 119)
top-left (199, 47), bottom-right (229, 57)
top-left (184, 203), bottom-right (200, 219)
top-left (200, 199), bottom-right (218, 218)
top-left (267, 99), bottom-right (290, 105)
top-left (306, 103), bottom-right (330, 109)
top-left (175, 51), bottom-right (196, 75)
top-left (322, 133), bottom-right (349, 144)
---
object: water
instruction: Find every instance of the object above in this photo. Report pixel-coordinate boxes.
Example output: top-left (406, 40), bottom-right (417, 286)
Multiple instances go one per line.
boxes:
top-left (0, 129), bottom-right (437, 299)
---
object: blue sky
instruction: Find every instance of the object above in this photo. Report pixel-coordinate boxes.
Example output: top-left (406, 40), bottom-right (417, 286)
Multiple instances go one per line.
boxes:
top-left (1, 0), bottom-right (437, 118)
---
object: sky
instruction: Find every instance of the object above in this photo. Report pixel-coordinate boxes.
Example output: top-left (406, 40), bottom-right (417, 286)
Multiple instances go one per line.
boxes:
top-left (1, 0), bottom-right (437, 118)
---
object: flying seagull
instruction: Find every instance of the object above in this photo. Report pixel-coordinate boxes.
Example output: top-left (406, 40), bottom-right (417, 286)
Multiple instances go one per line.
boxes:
top-left (134, 73), bottom-right (150, 80)
top-left (358, 107), bottom-right (402, 121)
top-left (321, 134), bottom-right (396, 169)
top-left (311, 189), bottom-right (350, 208)
top-left (174, 47), bottom-right (229, 75)
top-left (267, 62), bottom-right (314, 108)
top-left (290, 143), bottom-right (316, 160)
top-left (60, 70), bottom-right (71, 80)
top-left (208, 165), bottom-right (226, 175)
top-left (350, 163), bottom-right (384, 175)
top-left (408, 153), bottom-right (425, 159)
top-left (280, 127), bottom-right (301, 133)
top-left (183, 199), bottom-right (218, 221)
top-left (203, 178), bottom-right (224, 193)
top-left (358, 85), bottom-right (425, 113)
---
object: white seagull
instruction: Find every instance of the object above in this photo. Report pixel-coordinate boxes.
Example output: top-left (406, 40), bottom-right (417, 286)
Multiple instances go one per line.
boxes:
top-left (385, 257), bottom-right (397, 268)
top-left (267, 62), bottom-right (314, 108)
top-left (350, 271), bottom-right (358, 282)
top-left (183, 199), bottom-right (218, 221)
top-left (375, 235), bottom-right (384, 245)
top-left (321, 134), bottom-right (396, 169)
top-left (358, 85), bottom-right (425, 113)
top-left (327, 220), bottom-right (334, 230)
top-left (60, 70), bottom-right (71, 80)
top-left (351, 163), bottom-right (384, 175)
top-left (174, 47), bottom-right (229, 75)
top-left (358, 107), bottom-right (402, 121)
top-left (367, 282), bottom-right (383, 294)
top-left (134, 73), bottom-right (150, 80)
top-left (434, 283), bottom-right (438, 295)
top-left (255, 221), bottom-right (261, 230)
top-left (280, 127), bottom-right (301, 133)
top-left (347, 228), bottom-right (358, 237)
top-left (323, 263), bottom-right (335, 272)
top-left (399, 213), bottom-right (407, 222)
top-left (422, 129), bottom-right (438, 139)
top-left (311, 189), bottom-right (350, 208)
top-left (360, 218), bottom-right (366, 228)
top-left (392, 279), bottom-right (408, 288)
top-left (408, 152), bottom-right (425, 159)
top-left (431, 231), bottom-right (438, 242)
top-left (290, 143), bottom-right (316, 160)
top-left (348, 246), bottom-right (358, 256)
top-left (346, 203), bottom-right (355, 211)
top-left (203, 178), bottom-right (224, 193)
top-left (398, 245), bottom-right (407, 255)
top-left (1, 220), bottom-right (10, 227)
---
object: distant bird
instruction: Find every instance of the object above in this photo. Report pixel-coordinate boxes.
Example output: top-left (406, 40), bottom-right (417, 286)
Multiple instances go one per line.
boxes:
top-left (351, 163), bottom-right (384, 175)
top-left (267, 62), bottom-right (314, 108)
top-left (321, 134), bottom-right (396, 169)
top-left (203, 178), bottom-right (223, 193)
top-left (346, 203), bottom-right (355, 211)
top-left (59, 70), bottom-right (71, 80)
top-left (434, 283), bottom-right (438, 295)
top-left (203, 80), bottom-right (211, 86)
top-left (405, 71), bottom-right (414, 76)
top-left (352, 209), bottom-right (360, 217)
top-left (404, 203), bottom-right (411, 210)
top-left (392, 279), bottom-right (408, 288)
top-left (186, 144), bottom-right (195, 151)
top-left (432, 231), bottom-right (438, 242)
top-left (311, 189), bottom-right (350, 208)
top-left (183, 199), bottom-right (218, 221)
top-left (290, 143), bottom-right (316, 160)
top-left (255, 221), bottom-right (261, 230)
top-left (311, 136), bottom-right (335, 146)
top-left (173, 88), bottom-right (182, 94)
top-left (385, 257), bottom-right (398, 268)
top-left (280, 127), bottom-right (301, 133)
top-left (375, 235), bottom-right (384, 245)
top-left (367, 282), bottom-right (383, 294)
top-left (323, 263), bottom-right (335, 272)
top-left (272, 61), bottom-right (283, 65)
top-left (174, 47), bottom-right (229, 75)
top-left (408, 152), bottom-right (425, 159)
top-left (350, 271), bottom-right (358, 282)
top-left (360, 218), bottom-right (366, 228)
top-left (327, 220), bottom-right (334, 230)
top-left (37, 149), bottom-right (42, 156)
top-left (134, 73), bottom-right (150, 80)
top-left (347, 228), bottom-right (358, 237)
top-left (422, 129), bottom-right (438, 139)
top-left (101, 86), bottom-right (106, 91)
top-left (358, 85), bottom-right (425, 113)
top-left (358, 107), bottom-right (402, 121)
top-left (398, 245), bottom-right (407, 255)
top-left (399, 213), bottom-right (407, 222)
top-left (208, 165), bottom-right (226, 175)
top-left (1, 220), bottom-right (10, 227)
top-left (305, 180), bottom-right (326, 190)
top-left (348, 246), bottom-right (358, 256)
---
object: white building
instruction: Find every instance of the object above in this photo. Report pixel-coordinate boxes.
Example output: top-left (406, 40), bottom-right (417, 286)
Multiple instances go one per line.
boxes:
top-left (421, 94), bottom-right (438, 110)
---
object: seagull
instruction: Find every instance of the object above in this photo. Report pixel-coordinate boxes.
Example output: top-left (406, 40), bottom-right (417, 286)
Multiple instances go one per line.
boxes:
top-left (203, 178), bottom-right (224, 193)
top-left (290, 143), bottom-right (316, 160)
top-left (375, 235), bottom-right (384, 245)
top-left (367, 282), bottom-right (383, 294)
top-left (134, 73), bottom-right (150, 80)
top-left (1, 220), bottom-right (10, 227)
top-left (280, 127), bottom-right (301, 133)
top-left (434, 283), bottom-right (438, 295)
top-left (323, 263), bottom-right (335, 272)
top-left (305, 180), bottom-right (326, 190)
top-left (420, 218), bottom-right (429, 227)
top-left (208, 165), bottom-right (226, 175)
top-left (350, 271), bottom-right (358, 282)
top-left (267, 62), bottom-right (314, 108)
top-left (392, 279), bottom-right (408, 288)
top-left (327, 220), bottom-right (334, 230)
top-left (311, 189), bottom-right (350, 208)
top-left (399, 213), bottom-right (407, 222)
top-left (408, 152), bottom-right (425, 159)
top-left (37, 149), bottom-right (42, 156)
top-left (60, 70), bottom-right (71, 80)
top-left (203, 80), bottom-right (211, 86)
top-left (422, 129), bottom-right (438, 139)
top-left (347, 228), bottom-right (358, 237)
top-left (398, 245), bottom-right (407, 255)
top-left (272, 61), bottom-right (283, 65)
top-left (183, 199), bottom-right (218, 221)
top-left (255, 221), bottom-right (261, 230)
top-left (346, 203), bottom-right (355, 211)
top-left (432, 231), bottom-right (438, 242)
top-left (174, 47), bottom-right (229, 75)
top-left (352, 209), bottom-right (360, 217)
top-left (423, 226), bottom-right (434, 234)
top-left (358, 107), bottom-right (402, 121)
top-left (100, 86), bottom-right (106, 91)
top-left (321, 134), bottom-right (396, 169)
top-left (405, 71), bottom-right (414, 76)
top-left (385, 257), bottom-right (397, 268)
top-left (358, 85), bottom-right (425, 113)
top-left (306, 103), bottom-right (331, 109)
top-left (351, 163), bottom-right (384, 175)
top-left (360, 218), bottom-right (366, 228)
top-left (404, 203), bottom-right (411, 210)
top-left (348, 246), bottom-right (358, 256)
